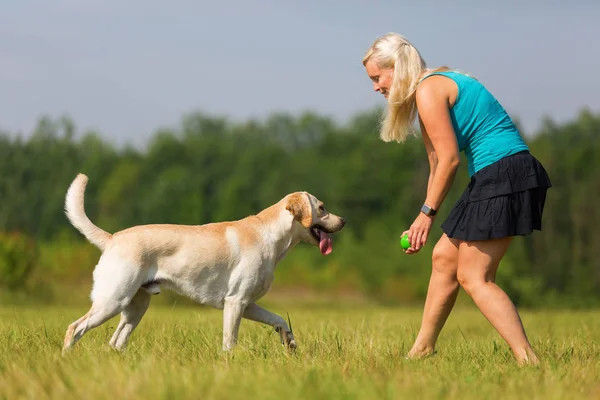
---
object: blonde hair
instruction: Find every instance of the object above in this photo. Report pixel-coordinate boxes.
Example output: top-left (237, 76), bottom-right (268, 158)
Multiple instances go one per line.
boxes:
top-left (362, 33), bottom-right (430, 143)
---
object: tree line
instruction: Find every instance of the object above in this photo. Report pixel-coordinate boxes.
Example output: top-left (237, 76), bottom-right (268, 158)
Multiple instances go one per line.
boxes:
top-left (0, 108), bottom-right (598, 307)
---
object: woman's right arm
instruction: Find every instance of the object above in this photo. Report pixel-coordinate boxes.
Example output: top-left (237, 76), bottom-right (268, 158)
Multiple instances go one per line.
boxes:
top-left (420, 117), bottom-right (438, 194)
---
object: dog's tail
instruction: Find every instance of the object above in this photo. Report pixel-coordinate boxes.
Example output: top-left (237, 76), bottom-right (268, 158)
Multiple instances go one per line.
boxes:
top-left (65, 173), bottom-right (112, 251)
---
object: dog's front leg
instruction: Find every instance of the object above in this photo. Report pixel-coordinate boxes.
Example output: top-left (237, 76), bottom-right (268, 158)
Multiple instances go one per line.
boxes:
top-left (222, 297), bottom-right (247, 351)
top-left (243, 303), bottom-right (297, 349)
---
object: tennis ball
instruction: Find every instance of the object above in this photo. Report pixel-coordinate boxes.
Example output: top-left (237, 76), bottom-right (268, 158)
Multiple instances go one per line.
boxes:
top-left (400, 234), bottom-right (411, 250)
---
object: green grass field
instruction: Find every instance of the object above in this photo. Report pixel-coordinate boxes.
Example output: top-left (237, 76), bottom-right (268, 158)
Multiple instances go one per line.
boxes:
top-left (1, 303), bottom-right (599, 399)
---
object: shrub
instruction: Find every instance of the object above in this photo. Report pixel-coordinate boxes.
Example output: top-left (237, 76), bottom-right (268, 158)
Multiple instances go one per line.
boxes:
top-left (0, 232), bottom-right (38, 290)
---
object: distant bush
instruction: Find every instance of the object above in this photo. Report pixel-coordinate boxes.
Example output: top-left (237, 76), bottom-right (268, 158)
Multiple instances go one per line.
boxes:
top-left (0, 232), bottom-right (38, 290)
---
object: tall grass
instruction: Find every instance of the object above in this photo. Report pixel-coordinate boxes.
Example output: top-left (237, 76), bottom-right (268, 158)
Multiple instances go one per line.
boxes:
top-left (1, 304), bottom-right (599, 399)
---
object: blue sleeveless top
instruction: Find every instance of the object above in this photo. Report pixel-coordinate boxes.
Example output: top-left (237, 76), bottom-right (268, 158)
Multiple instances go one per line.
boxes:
top-left (420, 71), bottom-right (529, 177)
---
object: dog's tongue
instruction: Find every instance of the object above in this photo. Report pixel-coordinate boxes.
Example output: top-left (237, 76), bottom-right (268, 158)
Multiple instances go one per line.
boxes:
top-left (319, 230), bottom-right (333, 255)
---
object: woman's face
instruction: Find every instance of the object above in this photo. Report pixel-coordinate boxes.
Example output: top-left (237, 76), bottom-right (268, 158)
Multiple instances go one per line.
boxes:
top-left (365, 59), bottom-right (394, 99)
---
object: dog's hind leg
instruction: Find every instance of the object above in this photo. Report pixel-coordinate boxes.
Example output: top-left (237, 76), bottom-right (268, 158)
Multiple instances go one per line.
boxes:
top-left (109, 289), bottom-right (152, 351)
top-left (222, 297), bottom-right (248, 351)
top-left (62, 297), bottom-right (129, 354)
top-left (63, 255), bottom-right (145, 354)
top-left (243, 303), bottom-right (297, 349)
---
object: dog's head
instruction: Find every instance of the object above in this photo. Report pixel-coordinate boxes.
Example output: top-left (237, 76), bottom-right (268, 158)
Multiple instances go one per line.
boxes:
top-left (285, 192), bottom-right (346, 255)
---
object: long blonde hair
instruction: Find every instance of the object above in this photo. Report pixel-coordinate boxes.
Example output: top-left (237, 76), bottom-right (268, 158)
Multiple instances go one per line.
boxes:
top-left (363, 33), bottom-right (430, 143)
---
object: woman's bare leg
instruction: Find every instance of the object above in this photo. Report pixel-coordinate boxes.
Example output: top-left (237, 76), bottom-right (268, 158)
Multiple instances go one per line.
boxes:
top-left (456, 238), bottom-right (539, 365)
top-left (408, 234), bottom-right (460, 357)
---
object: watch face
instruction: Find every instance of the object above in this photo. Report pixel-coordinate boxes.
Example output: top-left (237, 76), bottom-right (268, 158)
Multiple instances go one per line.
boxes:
top-left (421, 204), bottom-right (435, 216)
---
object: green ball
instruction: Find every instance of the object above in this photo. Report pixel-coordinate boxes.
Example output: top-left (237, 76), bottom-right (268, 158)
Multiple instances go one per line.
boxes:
top-left (400, 234), bottom-right (411, 250)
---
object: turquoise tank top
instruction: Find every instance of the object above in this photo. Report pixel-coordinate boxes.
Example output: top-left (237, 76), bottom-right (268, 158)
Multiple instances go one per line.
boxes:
top-left (420, 71), bottom-right (529, 177)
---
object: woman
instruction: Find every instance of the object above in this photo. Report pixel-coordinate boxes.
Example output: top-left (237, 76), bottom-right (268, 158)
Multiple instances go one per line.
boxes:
top-left (362, 32), bottom-right (551, 364)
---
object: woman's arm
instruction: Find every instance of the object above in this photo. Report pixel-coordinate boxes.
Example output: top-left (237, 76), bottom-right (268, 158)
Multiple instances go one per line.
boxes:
top-left (420, 117), bottom-right (438, 195)
top-left (416, 78), bottom-right (460, 212)
top-left (406, 77), bottom-right (460, 252)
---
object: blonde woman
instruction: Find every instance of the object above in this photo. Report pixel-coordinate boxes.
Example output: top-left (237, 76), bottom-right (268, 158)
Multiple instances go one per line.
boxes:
top-left (363, 32), bottom-right (551, 364)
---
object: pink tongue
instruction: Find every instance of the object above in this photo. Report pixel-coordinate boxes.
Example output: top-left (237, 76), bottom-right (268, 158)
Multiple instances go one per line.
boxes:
top-left (318, 230), bottom-right (333, 255)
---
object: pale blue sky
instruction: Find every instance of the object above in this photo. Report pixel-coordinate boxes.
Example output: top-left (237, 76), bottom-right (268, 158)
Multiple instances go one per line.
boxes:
top-left (1, 0), bottom-right (598, 146)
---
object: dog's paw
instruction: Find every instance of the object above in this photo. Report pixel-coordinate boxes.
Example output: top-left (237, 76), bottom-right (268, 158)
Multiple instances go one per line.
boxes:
top-left (276, 326), bottom-right (297, 351)
top-left (283, 332), bottom-right (297, 351)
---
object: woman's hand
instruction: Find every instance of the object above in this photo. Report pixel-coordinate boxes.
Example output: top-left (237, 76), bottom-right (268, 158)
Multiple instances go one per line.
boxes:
top-left (402, 213), bottom-right (435, 254)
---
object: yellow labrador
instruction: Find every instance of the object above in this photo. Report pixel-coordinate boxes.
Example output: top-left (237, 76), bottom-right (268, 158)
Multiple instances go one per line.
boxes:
top-left (62, 174), bottom-right (345, 353)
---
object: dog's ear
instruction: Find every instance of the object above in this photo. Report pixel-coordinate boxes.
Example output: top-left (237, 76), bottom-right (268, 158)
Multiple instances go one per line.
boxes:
top-left (285, 193), bottom-right (312, 228)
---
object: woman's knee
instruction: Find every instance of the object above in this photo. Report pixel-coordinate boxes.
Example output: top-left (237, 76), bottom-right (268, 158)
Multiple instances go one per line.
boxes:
top-left (457, 270), bottom-right (488, 297)
top-left (456, 238), bottom-right (511, 295)
top-left (431, 239), bottom-right (458, 275)
top-left (456, 270), bottom-right (472, 294)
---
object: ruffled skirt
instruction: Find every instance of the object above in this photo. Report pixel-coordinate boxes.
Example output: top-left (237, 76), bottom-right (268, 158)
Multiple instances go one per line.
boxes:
top-left (441, 151), bottom-right (552, 241)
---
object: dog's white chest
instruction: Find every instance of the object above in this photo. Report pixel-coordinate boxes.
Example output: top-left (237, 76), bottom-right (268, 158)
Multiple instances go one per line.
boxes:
top-left (251, 271), bottom-right (274, 301)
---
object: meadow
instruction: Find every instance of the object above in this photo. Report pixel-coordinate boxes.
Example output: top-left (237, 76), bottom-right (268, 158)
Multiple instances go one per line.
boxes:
top-left (1, 301), bottom-right (599, 400)
top-left (2, 110), bottom-right (600, 399)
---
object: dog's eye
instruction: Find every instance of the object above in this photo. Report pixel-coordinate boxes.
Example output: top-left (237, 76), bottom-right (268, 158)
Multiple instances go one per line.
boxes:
top-left (318, 206), bottom-right (325, 213)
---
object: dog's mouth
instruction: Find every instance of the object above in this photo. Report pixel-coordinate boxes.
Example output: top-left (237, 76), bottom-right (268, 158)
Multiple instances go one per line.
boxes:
top-left (310, 225), bottom-right (333, 256)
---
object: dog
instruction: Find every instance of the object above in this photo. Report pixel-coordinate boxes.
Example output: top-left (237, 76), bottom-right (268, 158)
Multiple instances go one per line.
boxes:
top-left (62, 173), bottom-right (345, 353)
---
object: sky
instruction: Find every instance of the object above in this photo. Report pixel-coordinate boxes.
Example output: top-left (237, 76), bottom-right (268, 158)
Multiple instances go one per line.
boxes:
top-left (1, 0), bottom-right (598, 147)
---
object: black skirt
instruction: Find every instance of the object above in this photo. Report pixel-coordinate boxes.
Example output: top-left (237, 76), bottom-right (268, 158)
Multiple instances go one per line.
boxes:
top-left (441, 151), bottom-right (552, 241)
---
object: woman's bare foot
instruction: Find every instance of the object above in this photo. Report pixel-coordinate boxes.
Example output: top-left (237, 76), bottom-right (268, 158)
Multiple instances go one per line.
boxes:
top-left (515, 348), bottom-right (540, 366)
top-left (406, 345), bottom-right (437, 359)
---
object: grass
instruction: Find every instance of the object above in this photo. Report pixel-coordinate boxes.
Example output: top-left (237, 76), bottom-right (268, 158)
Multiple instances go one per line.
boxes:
top-left (0, 302), bottom-right (599, 400)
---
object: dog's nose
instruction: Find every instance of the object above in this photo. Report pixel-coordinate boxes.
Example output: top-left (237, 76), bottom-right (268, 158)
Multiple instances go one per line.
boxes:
top-left (340, 217), bottom-right (346, 227)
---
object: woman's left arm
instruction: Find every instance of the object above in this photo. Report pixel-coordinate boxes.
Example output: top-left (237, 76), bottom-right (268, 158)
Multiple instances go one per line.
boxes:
top-left (406, 78), bottom-right (461, 253)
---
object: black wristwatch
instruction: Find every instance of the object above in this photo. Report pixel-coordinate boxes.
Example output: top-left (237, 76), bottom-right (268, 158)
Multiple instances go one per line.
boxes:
top-left (421, 203), bottom-right (437, 217)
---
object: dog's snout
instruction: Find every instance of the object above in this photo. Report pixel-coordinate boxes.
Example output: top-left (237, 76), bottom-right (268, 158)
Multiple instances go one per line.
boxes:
top-left (340, 217), bottom-right (346, 227)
